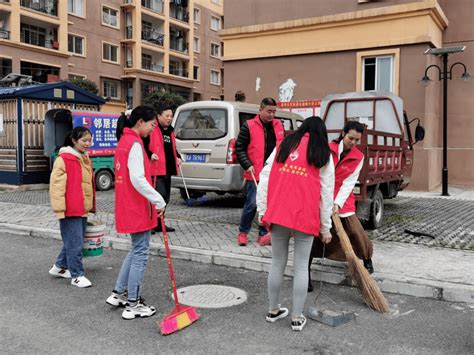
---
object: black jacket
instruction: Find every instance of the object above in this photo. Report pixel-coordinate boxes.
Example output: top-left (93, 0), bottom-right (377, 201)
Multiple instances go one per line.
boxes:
top-left (235, 118), bottom-right (276, 170)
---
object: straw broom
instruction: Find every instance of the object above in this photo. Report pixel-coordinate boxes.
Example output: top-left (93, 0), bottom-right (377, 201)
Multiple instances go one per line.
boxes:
top-left (332, 213), bottom-right (390, 313)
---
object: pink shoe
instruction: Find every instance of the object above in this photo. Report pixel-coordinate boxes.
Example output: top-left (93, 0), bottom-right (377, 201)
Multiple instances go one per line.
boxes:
top-left (257, 233), bottom-right (271, 246)
top-left (237, 232), bottom-right (248, 246)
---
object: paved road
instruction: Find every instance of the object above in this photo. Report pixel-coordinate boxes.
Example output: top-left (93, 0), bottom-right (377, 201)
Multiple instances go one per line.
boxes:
top-left (1, 233), bottom-right (473, 354)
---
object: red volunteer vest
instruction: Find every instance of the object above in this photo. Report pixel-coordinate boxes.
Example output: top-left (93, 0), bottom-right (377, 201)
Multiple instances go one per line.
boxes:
top-left (149, 120), bottom-right (179, 176)
top-left (62, 153), bottom-right (94, 217)
top-left (243, 116), bottom-right (284, 181)
top-left (115, 128), bottom-right (157, 233)
top-left (263, 134), bottom-right (322, 236)
top-left (330, 141), bottom-right (364, 214)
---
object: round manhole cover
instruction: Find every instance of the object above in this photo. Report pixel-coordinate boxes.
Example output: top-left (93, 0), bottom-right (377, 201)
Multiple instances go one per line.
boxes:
top-left (174, 285), bottom-right (247, 309)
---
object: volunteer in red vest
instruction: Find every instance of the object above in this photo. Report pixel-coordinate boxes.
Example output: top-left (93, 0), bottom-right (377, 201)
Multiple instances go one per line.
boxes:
top-left (145, 104), bottom-right (181, 233)
top-left (106, 106), bottom-right (166, 320)
top-left (49, 126), bottom-right (96, 288)
top-left (257, 116), bottom-right (334, 331)
top-left (308, 121), bottom-right (374, 292)
top-left (235, 97), bottom-right (285, 247)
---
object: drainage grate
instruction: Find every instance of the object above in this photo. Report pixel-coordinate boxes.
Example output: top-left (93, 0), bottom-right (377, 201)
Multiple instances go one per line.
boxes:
top-left (174, 285), bottom-right (248, 309)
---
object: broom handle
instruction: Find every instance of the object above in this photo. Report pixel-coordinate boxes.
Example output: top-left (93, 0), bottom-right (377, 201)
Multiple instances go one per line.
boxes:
top-left (161, 215), bottom-right (180, 308)
top-left (178, 164), bottom-right (191, 200)
top-left (250, 170), bottom-right (258, 186)
top-left (331, 212), bottom-right (356, 259)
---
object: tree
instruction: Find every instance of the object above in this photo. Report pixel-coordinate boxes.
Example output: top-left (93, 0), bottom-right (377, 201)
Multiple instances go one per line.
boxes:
top-left (67, 78), bottom-right (99, 95)
top-left (142, 90), bottom-right (187, 112)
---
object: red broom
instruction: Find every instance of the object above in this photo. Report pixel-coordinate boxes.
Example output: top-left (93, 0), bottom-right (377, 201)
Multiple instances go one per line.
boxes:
top-left (158, 215), bottom-right (200, 335)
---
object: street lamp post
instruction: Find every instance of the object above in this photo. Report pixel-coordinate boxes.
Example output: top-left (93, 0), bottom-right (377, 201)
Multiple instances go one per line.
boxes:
top-left (420, 46), bottom-right (471, 196)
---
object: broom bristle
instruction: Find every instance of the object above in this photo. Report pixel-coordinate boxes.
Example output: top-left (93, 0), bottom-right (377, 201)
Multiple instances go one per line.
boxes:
top-left (332, 214), bottom-right (390, 314)
top-left (160, 306), bottom-right (200, 335)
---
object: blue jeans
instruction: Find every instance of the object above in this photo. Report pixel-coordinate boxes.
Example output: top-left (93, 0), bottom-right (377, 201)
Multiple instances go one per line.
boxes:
top-left (239, 180), bottom-right (268, 236)
top-left (55, 217), bottom-right (87, 278)
top-left (114, 231), bottom-right (151, 301)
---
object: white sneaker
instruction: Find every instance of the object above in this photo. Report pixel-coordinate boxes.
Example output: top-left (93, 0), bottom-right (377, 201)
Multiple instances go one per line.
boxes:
top-left (49, 265), bottom-right (71, 279)
top-left (106, 291), bottom-right (128, 307)
top-left (71, 276), bottom-right (92, 288)
top-left (122, 297), bottom-right (156, 320)
top-left (291, 315), bottom-right (307, 331)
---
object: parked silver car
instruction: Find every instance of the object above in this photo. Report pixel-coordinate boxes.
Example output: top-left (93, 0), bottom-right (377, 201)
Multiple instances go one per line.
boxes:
top-left (171, 101), bottom-right (304, 200)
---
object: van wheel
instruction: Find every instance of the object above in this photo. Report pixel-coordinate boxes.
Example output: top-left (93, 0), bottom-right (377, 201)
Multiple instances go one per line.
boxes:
top-left (367, 189), bottom-right (384, 230)
top-left (96, 170), bottom-right (114, 191)
top-left (180, 188), bottom-right (205, 200)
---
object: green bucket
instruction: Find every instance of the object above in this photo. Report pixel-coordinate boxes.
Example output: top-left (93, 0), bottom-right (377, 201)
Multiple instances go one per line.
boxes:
top-left (82, 223), bottom-right (106, 257)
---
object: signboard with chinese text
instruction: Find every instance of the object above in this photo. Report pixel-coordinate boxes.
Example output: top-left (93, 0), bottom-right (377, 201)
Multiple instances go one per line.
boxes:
top-left (72, 112), bottom-right (120, 156)
top-left (278, 100), bottom-right (321, 118)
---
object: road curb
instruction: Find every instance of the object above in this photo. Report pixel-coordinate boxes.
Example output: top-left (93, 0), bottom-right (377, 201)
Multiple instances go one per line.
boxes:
top-left (3, 223), bottom-right (473, 305)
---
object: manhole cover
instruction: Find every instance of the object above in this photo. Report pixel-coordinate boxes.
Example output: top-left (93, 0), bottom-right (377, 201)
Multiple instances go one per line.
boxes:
top-left (174, 285), bottom-right (247, 309)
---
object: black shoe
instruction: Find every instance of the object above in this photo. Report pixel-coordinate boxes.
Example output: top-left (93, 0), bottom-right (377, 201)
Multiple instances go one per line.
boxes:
top-left (364, 259), bottom-right (374, 274)
top-left (308, 278), bottom-right (313, 293)
top-left (165, 225), bottom-right (175, 232)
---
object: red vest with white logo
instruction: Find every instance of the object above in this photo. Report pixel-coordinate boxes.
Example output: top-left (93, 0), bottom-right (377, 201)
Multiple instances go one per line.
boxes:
top-left (263, 134), bottom-right (322, 236)
top-left (62, 153), bottom-right (95, 217)
top-left (149, 120), bottom-right (179, 176)
top-left (244, 115), bottom-right (284, 181)
top-left (330, 141), bottom-right (364, 214)
top-left (114, 128), bottom-right (157, 233)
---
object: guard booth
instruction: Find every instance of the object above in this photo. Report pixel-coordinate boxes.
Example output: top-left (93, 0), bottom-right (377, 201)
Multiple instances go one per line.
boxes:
top-left (0, 82), bottom-right (105, 185)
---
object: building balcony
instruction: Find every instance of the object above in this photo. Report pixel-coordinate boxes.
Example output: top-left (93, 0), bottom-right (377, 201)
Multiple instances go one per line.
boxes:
top-left (170, 39), bottom-right (188, 54)
top-left (170, 1), bottom-right (188, 23)
top-left (0, 29), bottom-right (9, 39)
top-left (21, 32), bottom-right (59, 50)
top-left (21, 0), bottom-right (57, 16)
top-left (125, 26), bottom-right (133, 39)
top-left (126, 60), bottom-right (133, 68)
top-left (142, 29), bottom-right (164, 46)
top-left (169, 68), bottom-right (188, 78)
top-left (142, 62), bottom-right (164, 73)
top-left (142, 0), bottom-right (163, 14)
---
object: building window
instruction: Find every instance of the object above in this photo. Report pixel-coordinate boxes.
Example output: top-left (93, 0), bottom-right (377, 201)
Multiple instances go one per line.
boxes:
top-left (193, 37), bottom-right (200, 53)
top-left (211, 16), bottom-right (220, 31)
top-left (103, 43), bottom-right (118, 63)
top-left (103, 79), bottom-right (120, 99)
top-left (210, 69), bottom-right (220, 85)
top-left (68, 0), bottom-right (84, 17)
top-left (362, 56), bottom-right (393, 92)
top-left (193, 8), bottom-right (200, 24)
top-left (68, 34), bottom-right (84, 55)
top-left (210, 43), bottom-right (221, 58)
top-left (193, 65), bottom-right (200, 81)
top-left (102, 6), bottom-right (118, 28)
top-left (68, 73), bottom-right (86, 80)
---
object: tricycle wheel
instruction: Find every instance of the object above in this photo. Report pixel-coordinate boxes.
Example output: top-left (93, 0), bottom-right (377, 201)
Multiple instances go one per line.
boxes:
top-left (367, 189), bottom-right (384, 230)
top-left (95, 170), bottom-right (114, 191)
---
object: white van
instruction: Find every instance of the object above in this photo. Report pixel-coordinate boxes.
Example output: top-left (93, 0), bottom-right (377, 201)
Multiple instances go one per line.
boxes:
top-left (171, 101), bottom-right (304, 200)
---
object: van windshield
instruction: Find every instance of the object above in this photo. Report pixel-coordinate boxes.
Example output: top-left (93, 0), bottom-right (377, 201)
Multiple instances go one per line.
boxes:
top-left (175, 108), bottom-right (228, 140)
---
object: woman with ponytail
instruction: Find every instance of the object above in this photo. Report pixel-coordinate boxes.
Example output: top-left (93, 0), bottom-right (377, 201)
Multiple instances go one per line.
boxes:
top-left (256, 116), bottom-right (334, 331)
top-left (106, 105), bottom-right (166, 320)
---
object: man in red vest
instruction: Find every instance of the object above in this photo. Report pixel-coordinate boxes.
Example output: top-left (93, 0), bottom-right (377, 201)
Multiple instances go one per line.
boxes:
top-left (235, 97), bottom-right (285, 246)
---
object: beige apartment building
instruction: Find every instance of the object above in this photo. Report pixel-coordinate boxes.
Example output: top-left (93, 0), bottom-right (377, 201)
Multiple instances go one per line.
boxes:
top-left (219, 0), bottom-right (474, 191)
top-left (0, 0), bottom-right (224, 111)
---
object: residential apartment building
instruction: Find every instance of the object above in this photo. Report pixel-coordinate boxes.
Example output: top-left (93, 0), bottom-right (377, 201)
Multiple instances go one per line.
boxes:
top-left (0, 0), bottom-right (224, 111)
top-left (219, 0), bottom-right (474, 191)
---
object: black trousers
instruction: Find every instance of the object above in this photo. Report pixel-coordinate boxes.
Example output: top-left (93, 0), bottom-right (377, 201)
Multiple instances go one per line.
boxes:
top-left (154, 175), bottom-right (171, 229)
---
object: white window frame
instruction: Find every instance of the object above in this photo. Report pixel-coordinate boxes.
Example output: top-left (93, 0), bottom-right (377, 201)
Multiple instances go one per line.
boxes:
top-left (193, 8), bottom-right (201, 24)
top-left (68, 33), bottom-right (85, 56)
top-left (102, 5), bottom-right (119, 29)
top-left (193, 36), bottom-right (200, 53)
top-left (102, 42), bottom-right (119, 64)
top-left (103, 78), bottom-right (120, 100)
top-left (210, 42), bottom-right (221, 58)
top-left (362, 55), bottom-right (394, 93)
top-left (210, 16), bottom-right (220, 31)
top-left (68, 73), bottom-right (86, 80)
top-left (68, 0), bottom-right (85, 18)
top-left (210, 69), bottom-right (220, 86)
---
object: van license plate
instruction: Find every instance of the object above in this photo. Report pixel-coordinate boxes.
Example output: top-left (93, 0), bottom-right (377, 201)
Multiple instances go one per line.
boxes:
top-left (186, 153), bottom-right (206, 163)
